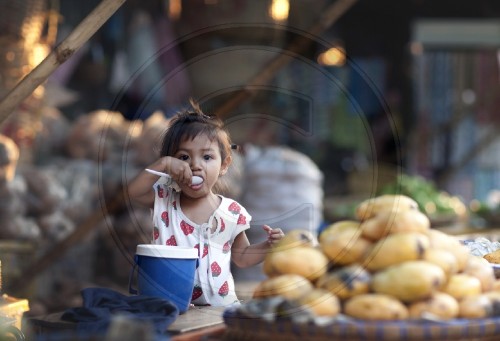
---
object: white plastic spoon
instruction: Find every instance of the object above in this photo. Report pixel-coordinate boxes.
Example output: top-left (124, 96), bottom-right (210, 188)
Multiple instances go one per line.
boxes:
top-left (145, 168), bottom-right (204, 185)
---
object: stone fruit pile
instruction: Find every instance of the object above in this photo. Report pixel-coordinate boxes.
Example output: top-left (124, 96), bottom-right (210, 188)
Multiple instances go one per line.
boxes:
top-left (252, 194), bottom-right (500, 320)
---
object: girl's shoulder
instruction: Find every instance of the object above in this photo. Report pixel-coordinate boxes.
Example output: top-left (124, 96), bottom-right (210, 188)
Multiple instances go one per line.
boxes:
top-left (217, 195), bottom-right (251, 223)
top-left (218, 195), bottom-right (247, 213)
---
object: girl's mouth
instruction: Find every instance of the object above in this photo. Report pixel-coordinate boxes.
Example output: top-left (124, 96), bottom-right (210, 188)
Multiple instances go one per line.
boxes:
top-left (191, 176), bottom-right (203, 185)
top-left (190, 183), bottom-right (203, 190)
top-left (190, 176), bottom-right (204, 190)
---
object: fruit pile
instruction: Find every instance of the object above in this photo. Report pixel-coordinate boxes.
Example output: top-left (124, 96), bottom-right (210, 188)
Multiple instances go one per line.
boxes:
top-left (252, 195), bottom-right (500, 320)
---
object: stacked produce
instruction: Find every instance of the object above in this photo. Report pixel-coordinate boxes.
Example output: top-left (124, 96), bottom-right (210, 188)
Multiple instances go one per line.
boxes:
top-left (252, 194), bottom-right (500, 320)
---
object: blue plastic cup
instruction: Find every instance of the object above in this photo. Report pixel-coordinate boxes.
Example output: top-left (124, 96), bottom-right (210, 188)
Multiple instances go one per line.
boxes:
top-left (129, 245), bottom-right (198, 314)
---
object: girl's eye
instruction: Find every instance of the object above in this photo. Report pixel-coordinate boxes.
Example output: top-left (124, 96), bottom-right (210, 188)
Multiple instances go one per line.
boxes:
top-left (203, 155), bottom-right (213, 161)
top-left (179, 155), bottom-right (189, 161)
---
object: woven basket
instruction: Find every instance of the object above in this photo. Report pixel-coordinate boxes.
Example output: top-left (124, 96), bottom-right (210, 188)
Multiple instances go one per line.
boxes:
top-left (222, 309), bottom-right (500, 341)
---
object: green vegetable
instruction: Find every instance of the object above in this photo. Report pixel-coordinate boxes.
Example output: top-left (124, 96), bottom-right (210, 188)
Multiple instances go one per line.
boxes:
top-left (377, 174), bottom-right (462, 216)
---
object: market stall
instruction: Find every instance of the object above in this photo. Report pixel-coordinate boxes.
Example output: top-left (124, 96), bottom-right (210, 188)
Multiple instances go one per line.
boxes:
top-left (0, 0), bottom-right (500, 340)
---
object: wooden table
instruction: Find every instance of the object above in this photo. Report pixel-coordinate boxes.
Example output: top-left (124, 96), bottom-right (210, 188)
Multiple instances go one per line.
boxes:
top-left (25, 306), bottom-right (226, 340)
top-left (169, 306), bottom-right (225, 334)
top-left (24, 281), bottom-right (260, 340)
top-left (169, 307), bottom-right (226, 341)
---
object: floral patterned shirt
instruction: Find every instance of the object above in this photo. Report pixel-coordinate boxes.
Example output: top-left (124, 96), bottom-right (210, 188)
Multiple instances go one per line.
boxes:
top-left (151, 180), bottom-right (251, 306)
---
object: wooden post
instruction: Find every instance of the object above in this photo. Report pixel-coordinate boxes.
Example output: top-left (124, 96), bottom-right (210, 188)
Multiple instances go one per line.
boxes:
top-left (0, 0), bottom-right (127, 122)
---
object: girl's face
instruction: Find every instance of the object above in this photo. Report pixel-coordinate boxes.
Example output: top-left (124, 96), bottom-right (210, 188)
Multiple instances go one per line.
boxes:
top-left (173, 133), bottom-right (230, 199)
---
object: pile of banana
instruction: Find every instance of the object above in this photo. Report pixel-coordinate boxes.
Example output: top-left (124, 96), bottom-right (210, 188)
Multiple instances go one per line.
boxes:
top-left (253, 195), bottom-right (500, 320)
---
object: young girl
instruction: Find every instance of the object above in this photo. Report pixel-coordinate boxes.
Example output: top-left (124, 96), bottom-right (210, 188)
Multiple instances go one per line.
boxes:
top-left (127, 105), bottom-right (284, 306)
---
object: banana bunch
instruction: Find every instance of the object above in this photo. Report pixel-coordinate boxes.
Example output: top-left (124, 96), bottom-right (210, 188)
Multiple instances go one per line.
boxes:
top-left (253, 195), bottom-right (500, 320)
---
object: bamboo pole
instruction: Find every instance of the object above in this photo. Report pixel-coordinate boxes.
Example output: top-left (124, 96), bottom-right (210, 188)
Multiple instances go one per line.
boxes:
top-left (0, 0), bottom-right (127, 123)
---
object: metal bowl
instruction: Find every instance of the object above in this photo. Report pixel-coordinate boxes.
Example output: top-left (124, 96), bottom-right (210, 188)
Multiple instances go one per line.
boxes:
top-left (459, 239), bottom-right (500, 278)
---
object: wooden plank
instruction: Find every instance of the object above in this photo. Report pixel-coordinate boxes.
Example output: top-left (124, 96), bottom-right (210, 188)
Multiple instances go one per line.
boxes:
top-left (167, 306), bottom-right (225, 334)
top-left (26, 306), bottom-right (226, 337)
top-left (171, 325), bottom-right (226, 341)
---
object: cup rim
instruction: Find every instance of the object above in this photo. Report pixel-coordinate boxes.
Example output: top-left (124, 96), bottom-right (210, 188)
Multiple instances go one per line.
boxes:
top-left (136, 244), bottom-right (198, 259)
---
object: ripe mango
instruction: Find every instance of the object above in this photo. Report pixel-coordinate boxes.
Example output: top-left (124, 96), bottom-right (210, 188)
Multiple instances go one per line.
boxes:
top-left (320, 227), bottom-right (372, 266)
top-left (319, 220), bottom-right (360, 243)
top-left (408, 292), bottom-right (459, 320)
top-left (294, 288), bottom-right (340, 317)
top-left (372, 260), bottom-right (446, 302)
top-left (274, 229), bottom-right (318, 251)
top-left (263, 246), bottom-right (328, 281)
top-left (364, 232), bottom-right (429, 271)
top-left (316, 264), bottom-right (371, 300)
top-left (252, 274), bottom-right (313, 300)
top-left (423, 248), bottom-right (459, 280)
top-left (344, 293), bottom-right (409, 320)
top-left (463, 256), bottom-right (496, 292)
top-left (360, 209), bottom-right (430, 241)
top-left (355, 194), bottom-right (418, 221)
top-left (442, 274), bottom-right (482, 300)
top-left (427, 229), bottom-right (470, 272)
top-left (459, 294), bottom-right (495, 318)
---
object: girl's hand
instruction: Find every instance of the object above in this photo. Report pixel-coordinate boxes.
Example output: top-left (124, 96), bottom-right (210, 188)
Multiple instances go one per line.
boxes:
top-left (160, 156), bottom-right (193, 186)
top-left (262, 225), bottom-right (284, 245)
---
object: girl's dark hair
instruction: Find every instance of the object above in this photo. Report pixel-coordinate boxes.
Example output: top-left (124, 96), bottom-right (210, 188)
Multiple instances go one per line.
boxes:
top-left (160, 102), bottom-right (232, 163)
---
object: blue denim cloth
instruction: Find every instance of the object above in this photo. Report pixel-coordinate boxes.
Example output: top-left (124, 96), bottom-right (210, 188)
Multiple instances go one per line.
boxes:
top-left (61, 287), bottom-right (178, 336)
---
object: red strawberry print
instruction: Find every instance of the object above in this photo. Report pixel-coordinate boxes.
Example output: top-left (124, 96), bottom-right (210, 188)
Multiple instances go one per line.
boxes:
top-left (222, 241), bottom-right (231, 254)
top-left (237, 214), bottom-right (246, 225)
top-left (166, 235), bottom-right (177, 246)
top-left (180, 220), bottom-right (194, 235)
top-left (228, 202), bottom-right (240, 215)
top-left (172, 201), bottom-right (177, 210)
top-left (211, 261), bottom-right (221, 277)
top-left (219, 218), bottom-right (225, 232)
top-left (218, 281), bottom-right (229, 297)
top-left (161, 211), bottom-right (169, 227)
top-left (192, 285), bottom-right (203, 301)
top-left (202, 243), bottom-right (209, 258)
top-left (193, 243), bottom-right (208, 258)
top-left (153, 226), bottom-right (159, 240)
top-left (157, 185), bottom-right (164, 198)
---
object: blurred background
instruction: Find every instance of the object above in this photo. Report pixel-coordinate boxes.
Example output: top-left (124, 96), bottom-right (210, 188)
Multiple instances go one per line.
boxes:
top-left (0, 0), bottom-right (499, 322)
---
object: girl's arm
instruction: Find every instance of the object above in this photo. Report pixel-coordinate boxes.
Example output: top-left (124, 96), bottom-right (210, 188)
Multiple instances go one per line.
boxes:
top-left (231, 225), bottom-right (284, 268)
top-left (127, 167), bottom-right (162, 207)
top-left (128, 156), bottom-right (193, 207)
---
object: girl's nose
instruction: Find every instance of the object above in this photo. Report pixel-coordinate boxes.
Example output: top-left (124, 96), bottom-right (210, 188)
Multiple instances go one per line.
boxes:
top-left (190, 156), bottom-right (203, 170)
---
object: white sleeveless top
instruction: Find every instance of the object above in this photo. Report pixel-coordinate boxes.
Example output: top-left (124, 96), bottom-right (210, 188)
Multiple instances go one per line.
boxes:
top-left (151, 180), bottom-right (251, 306)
